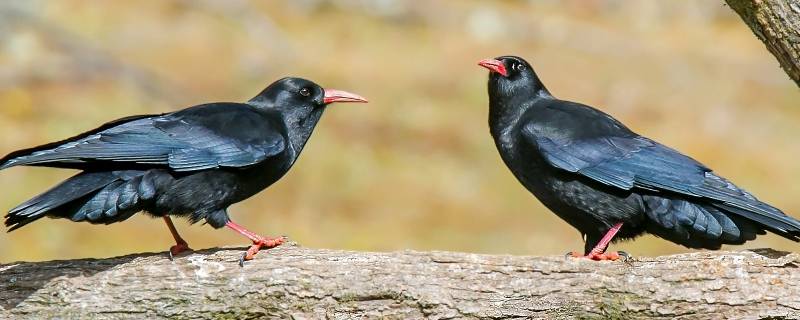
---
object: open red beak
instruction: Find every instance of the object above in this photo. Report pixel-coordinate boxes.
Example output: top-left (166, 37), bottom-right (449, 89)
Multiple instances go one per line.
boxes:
top-left (478, 58), bottom-right (508, 77)
top-left (323, 89), bottom-right (368, 104)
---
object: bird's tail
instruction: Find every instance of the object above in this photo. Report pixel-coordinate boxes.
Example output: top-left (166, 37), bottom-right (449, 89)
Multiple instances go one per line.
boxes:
top-left (701, 173), bottom-right (800, 242)
top-left (644, 176), bottom-right (800, 249)
top-left (713, 202), bottom-right (800, 242)
top-left (5, 170), bottom-right (170, 231)
top-left (643, 196), bottom-right (766, 250)
top-left (5, 172), bottom-right (120, 231)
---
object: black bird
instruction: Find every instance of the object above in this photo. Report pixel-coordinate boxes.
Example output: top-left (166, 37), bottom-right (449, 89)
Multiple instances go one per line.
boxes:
top-left (478, 55), bottom-right (800, 260)
top-left (2, 77), bottom-right (366, 263)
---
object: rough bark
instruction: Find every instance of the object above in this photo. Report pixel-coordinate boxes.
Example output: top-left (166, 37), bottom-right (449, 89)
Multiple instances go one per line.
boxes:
top-left (726, 0), bottom-right (800, 87)
top-left (1, 245), bottom-right (799, 319)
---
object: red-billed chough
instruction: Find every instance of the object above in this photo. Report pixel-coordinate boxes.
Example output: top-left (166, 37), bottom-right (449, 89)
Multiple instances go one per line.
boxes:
top-left (479, 55), bottom-right (800, 260)
top-left (2, 77), bottom-right (366, 265)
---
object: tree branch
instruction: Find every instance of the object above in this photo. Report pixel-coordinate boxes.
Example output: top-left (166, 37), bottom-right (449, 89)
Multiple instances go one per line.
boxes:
top-left (1, 245), bottom-right (799, 319)
top-left (726, 0), bottom-right (800, 88)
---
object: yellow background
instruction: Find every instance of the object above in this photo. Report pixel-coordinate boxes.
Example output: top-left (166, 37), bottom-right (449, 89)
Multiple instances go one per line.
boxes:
top-left (1, 1), bottom-right (798, 262)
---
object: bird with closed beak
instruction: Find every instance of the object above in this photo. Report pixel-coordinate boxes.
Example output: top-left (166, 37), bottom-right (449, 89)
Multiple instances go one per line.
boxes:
top-left (2, 77), bottom-right (367, 265)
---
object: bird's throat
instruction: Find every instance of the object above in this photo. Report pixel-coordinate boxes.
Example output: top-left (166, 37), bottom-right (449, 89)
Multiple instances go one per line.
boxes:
top-left (285, 109), bottom-right (325, 157)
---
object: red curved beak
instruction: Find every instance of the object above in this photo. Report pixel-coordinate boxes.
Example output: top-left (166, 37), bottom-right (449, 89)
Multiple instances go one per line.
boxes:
top-left (323, 89), bottom-right (368, 104)
top-left (478, 58), bottom-right (508, 77)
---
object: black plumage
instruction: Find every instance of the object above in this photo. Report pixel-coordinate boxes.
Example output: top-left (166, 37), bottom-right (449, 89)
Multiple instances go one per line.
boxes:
top-left (479, 55), bottom-right (800, 259)
top-left (2, 77), bottom-right (366, 262)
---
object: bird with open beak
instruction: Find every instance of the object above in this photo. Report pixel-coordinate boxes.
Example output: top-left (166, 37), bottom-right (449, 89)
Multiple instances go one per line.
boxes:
top-left (479, 55), bottom-right (800, 260)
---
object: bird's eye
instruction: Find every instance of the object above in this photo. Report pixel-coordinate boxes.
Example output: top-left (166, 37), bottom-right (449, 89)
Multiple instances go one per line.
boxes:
top-left (515, 64), bottom-right (525, 71)
top-left (299, 88), bottom-right (311, 97)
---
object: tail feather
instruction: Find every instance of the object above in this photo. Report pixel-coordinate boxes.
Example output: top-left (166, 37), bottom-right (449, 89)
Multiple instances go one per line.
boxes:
top-left (714, 203), bottom-right (800, 242)
top-left (700, 172), bottom-right (800, 241)
top-left (5, 172), bottom-right (119, 231)
top-left (5, 169), bottom-right (171, 231)
top-left (643, 195), bottom-right (776, 249)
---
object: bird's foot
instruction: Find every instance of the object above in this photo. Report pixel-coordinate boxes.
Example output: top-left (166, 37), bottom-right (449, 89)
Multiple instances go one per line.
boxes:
top-left (566, 250), bottom-right (629, 261)
top-left (167, 240), bottom-right (193, 261)
top-left (586, 250), bottom-right (628, 261)
top-left (238, 235), bottom-right (287, 267)
top-left (253, 235), bottom-right (287, 249)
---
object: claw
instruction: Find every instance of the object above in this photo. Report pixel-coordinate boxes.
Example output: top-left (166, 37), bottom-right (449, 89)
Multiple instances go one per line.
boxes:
top-left (163, 216), bottom-right (192, 261)
top-left (239, 237), bottom-right (286, 266)
top-left (239, 252), bottom-right (247, 267)
top-left (225, 221), bottom-right (287, 266)
top-left (236, 236), bottom-right (286, 267)
top-left (167, 241), bottom-right (192, 261)
top-left (617, 251), bottom-right (631, 262)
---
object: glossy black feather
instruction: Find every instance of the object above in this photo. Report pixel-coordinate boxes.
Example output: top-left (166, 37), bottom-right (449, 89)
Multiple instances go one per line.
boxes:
top-left (0, 114), bottom-right (158, 168)
top-left (485, 56), bottom-right (800, 253)
top-left (5, 171), bottom-right (120, 231)
top-left (0, 104), bottom-right (285, 172)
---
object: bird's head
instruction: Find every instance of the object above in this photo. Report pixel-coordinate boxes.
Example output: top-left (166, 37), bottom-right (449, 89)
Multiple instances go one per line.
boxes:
top-left (478, 55), bottom-right (549, 99)
top-left (249, 77), bottom-right (367, 124)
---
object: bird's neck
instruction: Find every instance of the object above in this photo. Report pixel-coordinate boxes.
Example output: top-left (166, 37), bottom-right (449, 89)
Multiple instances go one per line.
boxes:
top-left (488, 92), bottom-right (546, 141)
top-left (487, 76), bottom-right (551, 138)
top-left (283, 109), bottom-right (325, 157)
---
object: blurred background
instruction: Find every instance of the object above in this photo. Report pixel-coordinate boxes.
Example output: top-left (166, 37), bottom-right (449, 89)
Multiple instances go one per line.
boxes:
top-left (1, 1), bottom-right (798, 262)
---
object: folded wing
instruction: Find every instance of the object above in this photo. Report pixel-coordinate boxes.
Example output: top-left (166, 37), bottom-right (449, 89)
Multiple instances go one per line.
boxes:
top-left (522, 121), bottom-right (800, 242)
top-left (0, 103), bottom-right (286, 172)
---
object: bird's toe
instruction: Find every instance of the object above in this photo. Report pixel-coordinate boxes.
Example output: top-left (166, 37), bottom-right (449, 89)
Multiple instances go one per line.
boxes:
top-left (595, 251), bottom-right (628, 261)
top-left (254, 235), bottom-right (286, 249)
top-left (167, 242), bottom-right (192, 260)
top-left (568, 250), bottom-right (628, 262)
top-left (238, 252), bottom-right (247, 267)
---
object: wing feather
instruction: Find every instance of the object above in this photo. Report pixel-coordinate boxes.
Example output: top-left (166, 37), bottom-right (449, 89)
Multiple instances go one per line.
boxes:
top-left (522, 119), bottom-right (800, 240)
top-left (1, 103), bottom-right (286, 172)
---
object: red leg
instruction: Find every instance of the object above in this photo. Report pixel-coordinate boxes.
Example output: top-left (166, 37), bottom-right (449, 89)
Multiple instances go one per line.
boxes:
top-left (225, 221), bottom-right (286, 265)
top-left (569, 223), bottom-right (626, 261)
top-left (163, 216), bottom-right (192, 259)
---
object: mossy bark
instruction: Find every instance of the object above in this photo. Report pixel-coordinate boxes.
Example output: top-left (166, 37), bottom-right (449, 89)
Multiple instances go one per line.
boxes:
top-left (1, 245), bottom-right (799, 319)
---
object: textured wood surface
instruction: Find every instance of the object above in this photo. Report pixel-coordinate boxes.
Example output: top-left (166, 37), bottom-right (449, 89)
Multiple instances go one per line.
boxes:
top-left (1, 245), bottom-right (799, 319)
top-left (727, 0), bottom-right (800, 87)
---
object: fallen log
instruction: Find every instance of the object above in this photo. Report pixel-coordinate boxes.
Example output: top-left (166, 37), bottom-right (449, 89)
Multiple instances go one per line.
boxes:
top-left (1, 245), bottom-right (799, 319)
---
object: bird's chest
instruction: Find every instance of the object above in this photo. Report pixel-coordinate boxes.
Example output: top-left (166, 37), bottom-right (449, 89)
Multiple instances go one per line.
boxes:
top-left (164, 153), bottom-right (293, 210)
top-left (494, 132), bottom-right (552, 191)
top-left (190, 145), bottom-right (297, 209)
top-left (494, 135), bottom-right (568, 211)
top-left (234, 152), bottom-right (295, 197)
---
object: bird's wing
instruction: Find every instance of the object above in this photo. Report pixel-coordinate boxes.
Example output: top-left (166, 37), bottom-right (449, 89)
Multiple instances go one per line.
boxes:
top-left (524, 130), bottom-right (701, 191)
top-left (1, 103), bottom-right (286, 172)
top-left (521, 121), bottom-right (800, 237)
